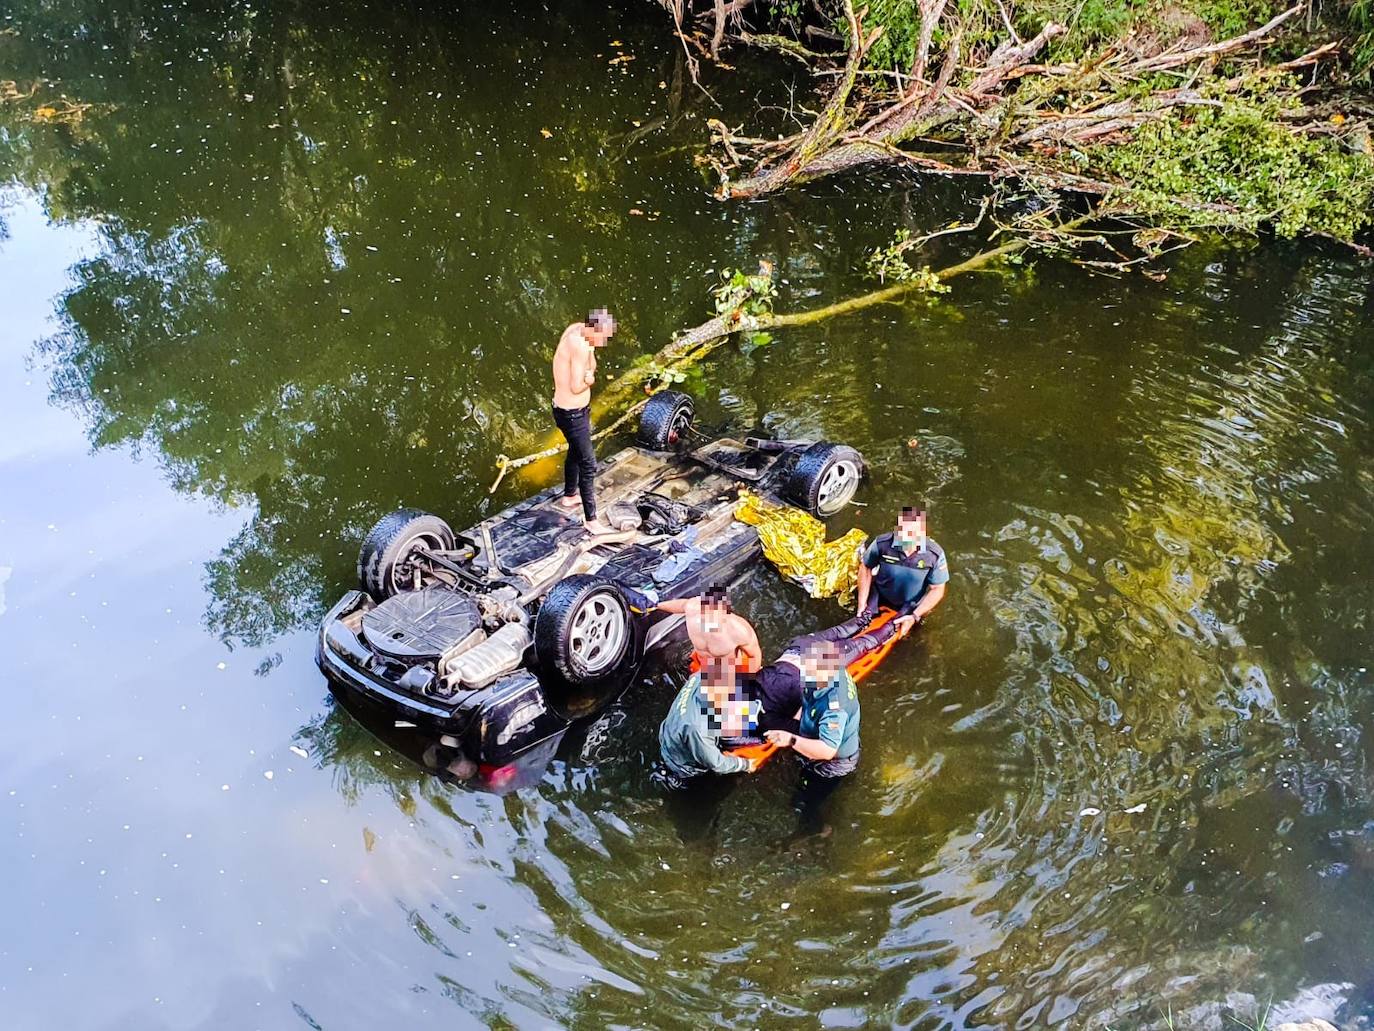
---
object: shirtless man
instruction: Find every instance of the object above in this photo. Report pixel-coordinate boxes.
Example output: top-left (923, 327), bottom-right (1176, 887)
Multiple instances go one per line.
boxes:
top-left (655, 588), bottom-right (763, 685)
top-left (552, 308), bottom-right (616, 535)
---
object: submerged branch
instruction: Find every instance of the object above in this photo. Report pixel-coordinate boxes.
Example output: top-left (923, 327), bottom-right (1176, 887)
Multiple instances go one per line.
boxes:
top-left (491, 210), bottom-right (1096, 486)
top-left (489, 400), bottom-right (650, 494)
top-left (738, 32), bottom-right (827, 63)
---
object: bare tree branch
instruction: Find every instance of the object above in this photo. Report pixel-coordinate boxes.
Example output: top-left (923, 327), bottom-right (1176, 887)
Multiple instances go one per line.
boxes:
top-left (909, 0), bottom-right (948, 87)
top-left (1125, 3), bottom-right (1303, 73)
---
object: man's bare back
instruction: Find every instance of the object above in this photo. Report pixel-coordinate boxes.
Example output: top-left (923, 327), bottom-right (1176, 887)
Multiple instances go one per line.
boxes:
top-left (552, 323), bottom-right (597, 410)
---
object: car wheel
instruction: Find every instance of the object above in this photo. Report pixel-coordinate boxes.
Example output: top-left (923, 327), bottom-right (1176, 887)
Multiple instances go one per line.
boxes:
top-left (357, 509), bottom-right (456, 600)
top-left (637, 390), bottom-right (695, 450)
top-left (785, 442), bottom-right (864, 517)
top-left (535, 574), bottom-right (638, 718)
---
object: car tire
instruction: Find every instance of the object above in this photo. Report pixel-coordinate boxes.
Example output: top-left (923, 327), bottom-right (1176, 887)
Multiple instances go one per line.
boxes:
top-left (785, 442), bottom-right (864, 517)
top-left (637, 390), bottom-right (695, 450)
top-left (358, 509), bottom-right (456, 600)
top-left (535, 574), bottom-right (638, 718)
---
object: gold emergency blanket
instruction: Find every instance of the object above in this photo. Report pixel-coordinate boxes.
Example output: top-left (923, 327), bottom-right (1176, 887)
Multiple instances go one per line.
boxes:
top-left (734, 490), bottom-right (867, 604)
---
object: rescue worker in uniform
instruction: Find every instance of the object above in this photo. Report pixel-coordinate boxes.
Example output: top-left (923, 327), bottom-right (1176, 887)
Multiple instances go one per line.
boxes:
top-left (656, 667), bottom-right (761, 791)
top-left (852, 504), bottom-right (949, 636)
top-left (763, 639), bottom-right (861, 826)
top-left (742, 617), bottom-right (890, 734)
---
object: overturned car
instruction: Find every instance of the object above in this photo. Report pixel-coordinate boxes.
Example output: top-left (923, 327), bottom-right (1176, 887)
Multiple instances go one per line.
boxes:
top-left (316, 390), bottom-right (865, 773)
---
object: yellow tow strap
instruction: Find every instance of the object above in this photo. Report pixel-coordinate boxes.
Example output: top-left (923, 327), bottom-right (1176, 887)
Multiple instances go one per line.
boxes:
top-left (734, 490), bottom-right (867, 604)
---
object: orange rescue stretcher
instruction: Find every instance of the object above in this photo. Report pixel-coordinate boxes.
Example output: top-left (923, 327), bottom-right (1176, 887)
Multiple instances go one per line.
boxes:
top-left (721, 607), bottom-right (901, 768)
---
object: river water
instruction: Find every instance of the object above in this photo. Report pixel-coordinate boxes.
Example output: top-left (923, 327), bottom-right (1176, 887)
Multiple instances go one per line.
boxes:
top-left (3, 2), bottom-right (1374, 1028)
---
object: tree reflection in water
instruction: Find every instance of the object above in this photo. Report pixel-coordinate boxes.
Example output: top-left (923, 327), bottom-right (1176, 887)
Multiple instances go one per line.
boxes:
top-left (6, 0), bottom-right (1374, 1025)
top-left (4, 0), bottom-right (747, 649)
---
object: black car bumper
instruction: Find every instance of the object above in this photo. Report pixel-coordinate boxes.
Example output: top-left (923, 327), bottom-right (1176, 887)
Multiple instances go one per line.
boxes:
top-left (315, 591), bottom-right (570, 764)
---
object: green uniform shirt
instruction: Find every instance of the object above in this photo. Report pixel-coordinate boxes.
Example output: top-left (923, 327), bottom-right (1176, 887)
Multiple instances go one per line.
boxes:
top-left (658, 674), bottom-right (751, 779)
top-left (799, 670), bottom-right (861, 759)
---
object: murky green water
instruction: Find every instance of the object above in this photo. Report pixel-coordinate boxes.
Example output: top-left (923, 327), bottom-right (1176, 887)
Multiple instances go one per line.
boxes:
top-left (4, 2), bottom-right (1374, 1027)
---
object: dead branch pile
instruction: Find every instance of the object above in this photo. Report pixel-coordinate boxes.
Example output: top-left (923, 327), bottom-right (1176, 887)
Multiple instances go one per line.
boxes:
top-left (657, 1), bottom-right (1351, 205)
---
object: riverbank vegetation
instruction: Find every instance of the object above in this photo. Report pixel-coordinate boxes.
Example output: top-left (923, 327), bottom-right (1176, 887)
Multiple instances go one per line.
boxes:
top-left (657, 0), bottom-right (1374, 249)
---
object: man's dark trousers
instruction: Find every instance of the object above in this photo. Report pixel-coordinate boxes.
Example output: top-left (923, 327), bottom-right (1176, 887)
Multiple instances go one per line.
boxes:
top-left (552, 404), bottom-right (597, 520)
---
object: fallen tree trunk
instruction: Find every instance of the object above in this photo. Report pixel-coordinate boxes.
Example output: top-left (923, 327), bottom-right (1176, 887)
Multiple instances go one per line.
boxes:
top-left (708, 1), bottom-right (1353, 218)
top-left (719, 15), bottom-right (1066, 198)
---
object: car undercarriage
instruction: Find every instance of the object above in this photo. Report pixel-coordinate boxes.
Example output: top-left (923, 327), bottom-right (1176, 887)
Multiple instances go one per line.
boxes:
top-left (316, 390), bottom-right (865, 775)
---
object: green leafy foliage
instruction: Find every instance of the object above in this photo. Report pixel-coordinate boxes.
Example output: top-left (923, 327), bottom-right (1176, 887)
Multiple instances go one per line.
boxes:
top-left (1347, 0), bottom-right (1374, 80)
top-left (855, 0), bottom-right (1288, 73)
top-left (865, 230), bottom-right (954, 290)
top-left (866, 228), bottom-right (916, 281)
top-left (743, 330), bottom-right (774, 352)
top-left (1189, 0), bottom-right (1283, 38)
top-left (631, 355), bottom-right (690, 385)
top-left (1093, 84), bottom-right (1374, 241)
top-left (711, 265), bottom-right (778, 316)
top-left (858, 0), bottom-right (922, 74)
top-left (766, 0), bottom-right (805, 22)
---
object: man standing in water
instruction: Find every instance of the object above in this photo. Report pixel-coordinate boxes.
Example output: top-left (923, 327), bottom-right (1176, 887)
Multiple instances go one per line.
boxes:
top-left (654, 587), bottom-right (763, 681)
top-left (854, 505), bottom-right (949, 637)
top-left (763, 639), bottom-right (861, 827)
top-left (552, 308), bottom-right (617, 535)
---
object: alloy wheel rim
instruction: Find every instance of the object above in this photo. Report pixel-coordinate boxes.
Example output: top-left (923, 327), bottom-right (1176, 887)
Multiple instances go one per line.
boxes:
top-left (568, 593), bottom-right (627, 673)
top-left (816, 459), bottom-right (859, 515)
top-left (667, 407), bottom-right (693, 445)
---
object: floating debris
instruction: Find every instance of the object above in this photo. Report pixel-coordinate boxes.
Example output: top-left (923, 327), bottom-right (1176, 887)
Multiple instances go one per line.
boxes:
top-left (30, 98), bottom-right (94, 125)
top-left (1, 80), bottom-right (39, 102)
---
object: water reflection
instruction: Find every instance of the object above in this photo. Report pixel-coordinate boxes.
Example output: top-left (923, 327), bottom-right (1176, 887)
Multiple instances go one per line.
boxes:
top-left (5, 0), bottom-right (1374, 1026)
top-left (5, 0), bottom-right (774, 650)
